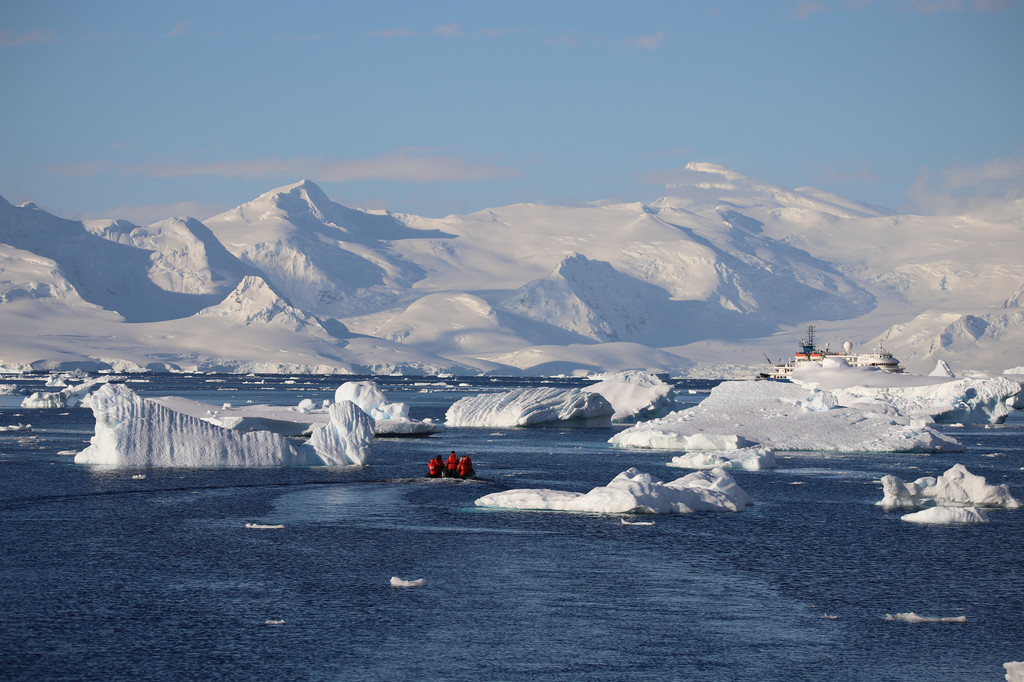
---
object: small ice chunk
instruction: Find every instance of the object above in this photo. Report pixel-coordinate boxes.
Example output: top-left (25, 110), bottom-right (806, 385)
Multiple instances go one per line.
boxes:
top-left (390, 576), bottom-right (428, 588)
top-left (884, 612), bottom-right (966, 624)
top-left (668, 446), bottom-right (776, 471)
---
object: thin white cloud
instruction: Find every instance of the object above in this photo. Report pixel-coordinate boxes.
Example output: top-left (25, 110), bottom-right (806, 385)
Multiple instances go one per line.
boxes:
top-left (166, 21), bottom-right (190, 38)
top-left (624, 31), bottom-right (666, 50)
top-left (432, 23), bottom-right (463, 39)
top-left (369, 27), bottom-right (417, 39)
top-left (909, 155), bottom-right (1024, 217)
top-left (51, 151), bottom-right (524, 184)
top-left (0, 27), bottom-right (56, 47)
top-left (88, 199), bottom-right (232, 225)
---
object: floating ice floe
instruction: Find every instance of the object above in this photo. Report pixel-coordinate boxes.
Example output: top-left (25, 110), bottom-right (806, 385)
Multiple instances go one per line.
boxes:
top-left (789, 360), bottom-right (1022, 425)
top-left (1006, 661), bottom-right (1024, 682)
top-left (610, 379), bottom-right (961, 453)
top-left (75, 383), bottom-right (373, 467)
top-left (0, 423), bottom-right (31, 432)
top-left (667, 446), bottom-right (777, 471)
top-left (246, 523), bottom-right (285, 529)
top-left (390, 576), bottom-right (428, 588)
top-left (446, 386), bottom-right (614, 428)
top-left (900, 506), bottom-right (990, 524)
top-left (884, 612), bottom-right (966, 624)
top-left (22, 376), bottom-right (110, 409)
top-left (474, 467), bottom-right (753, 514)
top-left (581, 370), bottom-right (674, 421)
top-left (877, 463), bottom-right (1021, 510)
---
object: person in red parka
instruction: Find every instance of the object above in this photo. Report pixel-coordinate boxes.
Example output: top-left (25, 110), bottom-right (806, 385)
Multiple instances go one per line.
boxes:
top-left (427, 454), bottom-right (443, 478)
top-left (457, 455), bottom-right (475, 479)
top-left (444, 451), bottom-right (459, 477)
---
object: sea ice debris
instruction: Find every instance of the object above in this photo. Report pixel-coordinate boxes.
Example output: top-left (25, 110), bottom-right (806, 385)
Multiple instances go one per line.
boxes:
top-left (474, 467), bottom-right (752, 514)
top-left (668, 446), bottom-right (777, 470)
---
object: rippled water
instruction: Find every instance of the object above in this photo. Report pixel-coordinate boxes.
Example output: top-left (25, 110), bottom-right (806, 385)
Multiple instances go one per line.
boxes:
top-left (1, 374), bottom-right (1022, 680)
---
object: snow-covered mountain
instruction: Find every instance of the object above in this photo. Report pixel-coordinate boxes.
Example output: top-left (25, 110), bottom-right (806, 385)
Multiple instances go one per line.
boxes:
top-left (2, 164), bottom-right (1021, 375)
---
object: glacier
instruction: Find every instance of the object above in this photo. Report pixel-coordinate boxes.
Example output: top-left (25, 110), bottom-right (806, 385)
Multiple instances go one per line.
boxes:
top-left (75, 383), bottom-right (374, 467)
top-left (474, 467), bottom-right (753, 514)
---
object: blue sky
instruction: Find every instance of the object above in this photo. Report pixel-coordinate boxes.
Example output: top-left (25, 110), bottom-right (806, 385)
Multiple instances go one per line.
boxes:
top-left (2, 0), bottom-right (1022, 223)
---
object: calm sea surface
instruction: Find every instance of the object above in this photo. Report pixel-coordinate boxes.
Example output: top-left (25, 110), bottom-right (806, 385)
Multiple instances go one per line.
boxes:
top-left (1, 374), bottom-right (1022, 681)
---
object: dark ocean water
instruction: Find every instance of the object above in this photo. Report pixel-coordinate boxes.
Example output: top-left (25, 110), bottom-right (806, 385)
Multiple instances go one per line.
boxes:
top-left (1, 374), bottom-right (1022, 681)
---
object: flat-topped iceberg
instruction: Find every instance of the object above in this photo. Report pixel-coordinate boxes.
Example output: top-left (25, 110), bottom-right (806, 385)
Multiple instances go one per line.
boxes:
top-left (667, 447), bottom-right (777, 471)
top-left (877, 463), bottom-right (1021, 510)
top-left (900, 506), bottom-right (990, 525)
top-left (474, 467), bottom-right (753, 514)
top-left (446, 386), bottom-right (613, 428)
top-left (790, 359), bottom-right (1022, 425)
top-left (150, 380), bottom-right (441, 438)
top-left (610, 380), bottom-right (961, 453)
top-left (581, 370), bottom-right (674, 421)
top-left (76, 383), bottom-right (373, 467)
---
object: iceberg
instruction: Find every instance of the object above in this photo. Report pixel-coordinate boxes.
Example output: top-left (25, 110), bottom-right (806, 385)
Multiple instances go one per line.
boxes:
top-left (21, 376), bottom-right (110, 409)
top-left (900, 506), bottom-right (990, 524)
top-left (610, 380), bottom-right (961, 453)
top-left (446, 386), bottom-right (614, 428)
top-left (667, 446), bottom-right (777, 471)
top-left (789, 360), bottom-right (1022, 425)
top-left (581, 370), bottom-right (674, 421)
top-left (1006, 661), bottom-right (1024, 682)
top-left (335, 380), bottom-right (443, 436)
top-left (75, 383), bottom-right (373, 467)
top-left (474, 467), bottom-right (753, 514)
top-left (876, 463), bottom-right (1021, 510)
top-left (150, 380), bottom-right (442, 438)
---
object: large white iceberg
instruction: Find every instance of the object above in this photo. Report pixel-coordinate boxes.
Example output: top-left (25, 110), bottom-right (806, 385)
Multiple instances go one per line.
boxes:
top-left (474, 467), bottom-right (753, 514)
top-left (876, 463), bottom-right (1021, 510)
top-left (446, 386), bottom-right (614, 428)
top-left (790, 359), bottom-right (1022, 425)
top-left (150, 380), bottom-right (441, 438)
top-left (581, 370), bottom-right (674, 421)
top-left (610, 379), bottom-right (961, 453)
top-left (75, 383), bottom-right (373, 467)
top-left (667, 446), bottom-right (777, 471)
top-left (335, 380), bottom-right (443, 436)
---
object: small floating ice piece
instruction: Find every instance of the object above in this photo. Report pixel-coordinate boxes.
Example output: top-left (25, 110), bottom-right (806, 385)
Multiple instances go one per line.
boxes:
top-left (884, 612), bottom-right (966, 624)
top-left (245, 523), bottom-right (285, 530)
top-left (264, 619), bottom-right (286, 626)
top-left (131, 474), bottom-right (146, 480)
top-left (621, 518), bottom-right (655, 525)
top-left (390, 576), bottom-right (428, 588)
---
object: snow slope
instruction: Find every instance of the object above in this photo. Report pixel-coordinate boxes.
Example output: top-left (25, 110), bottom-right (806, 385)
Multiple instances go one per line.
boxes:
top-left (2, 165), bottom-right (1022, 375)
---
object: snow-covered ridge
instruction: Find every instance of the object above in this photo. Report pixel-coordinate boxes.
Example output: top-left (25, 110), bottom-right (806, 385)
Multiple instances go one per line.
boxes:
top-left (2, 169), bottom-right (1023, 375)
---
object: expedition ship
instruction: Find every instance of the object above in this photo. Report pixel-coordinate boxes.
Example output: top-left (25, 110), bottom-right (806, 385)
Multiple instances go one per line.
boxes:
top-left (760, 325), bottom-right (903, 380)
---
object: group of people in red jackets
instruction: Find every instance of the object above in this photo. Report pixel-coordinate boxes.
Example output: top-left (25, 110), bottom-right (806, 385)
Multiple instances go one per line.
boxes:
top-left (427, 451), bottom-right (475, 479)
